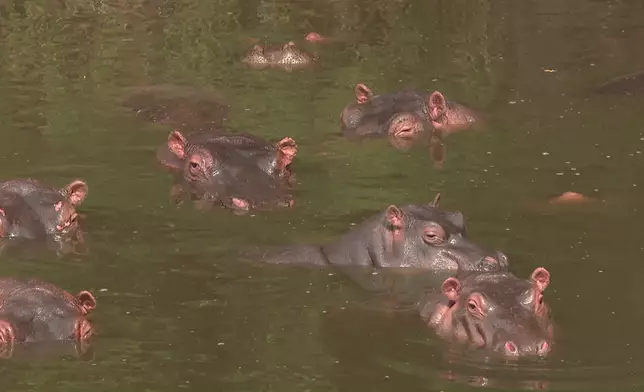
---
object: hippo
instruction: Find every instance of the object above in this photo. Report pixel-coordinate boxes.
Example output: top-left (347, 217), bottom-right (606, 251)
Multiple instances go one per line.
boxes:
top-left (0, 179), bottom-right (88, 240)
top-left (339, 265), bottom-right (553, 358)
top-left (159, 130), bottom-right (297, 182)
top-left (242, 41), bottom-right (313, 72)
top-left (340, 83), bottom-right (478, 140)
top-left (159, 130), bottom-right (297, 213)
top-left (0, 278), bottom-right (96, 356)
top-left (121, 84), bottom-right (230, 132)
top-left (422, 268), bottom-right (553, 358)
top-left (258, 194), bottom-right (507, 272)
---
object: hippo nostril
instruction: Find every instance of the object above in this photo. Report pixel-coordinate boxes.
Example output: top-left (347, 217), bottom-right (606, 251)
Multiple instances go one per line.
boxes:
top-left (504, 341), bottom-right (519, 356)
top-left (537, 340), bottom-right (550, 356)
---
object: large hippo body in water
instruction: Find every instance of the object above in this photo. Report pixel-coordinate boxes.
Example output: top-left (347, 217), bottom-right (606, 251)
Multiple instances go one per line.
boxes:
top-left (257, 195), bottom-right (507, 272)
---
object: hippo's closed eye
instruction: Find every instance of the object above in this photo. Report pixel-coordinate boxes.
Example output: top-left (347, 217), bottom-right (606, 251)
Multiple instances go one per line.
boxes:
top-left (423, 225), bottom-right (445, 245)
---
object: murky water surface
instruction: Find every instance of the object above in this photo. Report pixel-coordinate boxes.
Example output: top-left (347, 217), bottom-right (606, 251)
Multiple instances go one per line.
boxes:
top-left (1, 0), bottom-right (644, 390)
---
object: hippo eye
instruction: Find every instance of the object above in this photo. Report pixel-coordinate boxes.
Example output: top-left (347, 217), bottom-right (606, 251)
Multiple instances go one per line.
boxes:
top-left (188, 159), bottom-right (201, 177)
top-left (423, 226), bottom-right (445, 245)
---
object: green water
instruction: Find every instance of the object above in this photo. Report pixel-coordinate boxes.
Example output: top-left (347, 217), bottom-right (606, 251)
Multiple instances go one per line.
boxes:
top-left (1, 0), bottom-right (644, 390)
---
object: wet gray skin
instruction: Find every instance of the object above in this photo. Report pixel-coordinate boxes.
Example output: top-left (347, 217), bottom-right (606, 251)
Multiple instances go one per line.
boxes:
top-left (422, 268), bottom-right (553, 358)
top-left (260, 194), bottom-right (508, 271)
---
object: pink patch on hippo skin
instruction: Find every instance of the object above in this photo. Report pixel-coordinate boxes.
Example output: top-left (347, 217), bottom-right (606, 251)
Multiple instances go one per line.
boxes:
top-left (304, 32), bottom-right (326, 43)
top-left (55, 202), bottom-right (63, 212)
top-left (231, 197), bottom-right (250, 211)
top-left (0, 320), bottom-right (15, 344)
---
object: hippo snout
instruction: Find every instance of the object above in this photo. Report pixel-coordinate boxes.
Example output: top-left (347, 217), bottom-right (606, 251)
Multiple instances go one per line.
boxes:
top-left (499, 339), bottom-right (551, 358)
top-left (475, 251), bottom-right (509, 271)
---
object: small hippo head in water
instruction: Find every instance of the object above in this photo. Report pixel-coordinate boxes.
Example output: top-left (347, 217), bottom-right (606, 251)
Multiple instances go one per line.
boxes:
top-left (424, 268), bottom-right (553, 358)
top-left (323, 194), bottom-right (508, 272)
top-left (340, 84), bottom-right (478, 141)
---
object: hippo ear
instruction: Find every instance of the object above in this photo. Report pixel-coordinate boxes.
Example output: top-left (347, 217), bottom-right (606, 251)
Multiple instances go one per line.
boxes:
top-left (428, 91), bottom-right (447, 120)
top-left (168, 130), bottom-right (188, 159)
top-left (429, 193), bottom-right (441, 207)
top-left (530, 267), bottom-right (550, 292)
top-left (77, 291), bottom-right (96, 314)
top-left (441, 278), bottom-right (462, 301)
top-left (65, 180), bottom-right (88, 206)
top-left (385, 205), bottom-right (404, 229)
top-left (446, 212), bottom-right (466, 231)
top-left (276, 137), bottom-right (298, 168)
top-left (355, 83), bottom-right (373, 104)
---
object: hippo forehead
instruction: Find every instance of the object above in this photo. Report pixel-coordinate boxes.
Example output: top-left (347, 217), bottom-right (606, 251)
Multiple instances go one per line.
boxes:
top-left (403, 204), bottom-right (466, 233)
top-left (462, 273), bottom-right (535, 308)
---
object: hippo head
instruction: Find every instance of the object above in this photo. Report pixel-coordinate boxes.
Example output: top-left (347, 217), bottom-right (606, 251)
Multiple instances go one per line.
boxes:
top-left (0, 179), bottom-right (87, 239)
top-left (0, 280), bottom-right (96, 347)
top-left (426, 268), bottom-right (553, 358)
top-left (379, 193), bottom-right (508, 271)
top-left (340, 84), bottom-right (430, 144)
top-left (165, 131), bottom-right (295, 213)
top-left (20, 181), bottom-right (88, 239)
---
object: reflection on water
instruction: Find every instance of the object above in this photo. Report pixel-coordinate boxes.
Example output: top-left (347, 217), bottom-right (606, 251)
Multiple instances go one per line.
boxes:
top-left (1, 0), bottom-right (644, 391)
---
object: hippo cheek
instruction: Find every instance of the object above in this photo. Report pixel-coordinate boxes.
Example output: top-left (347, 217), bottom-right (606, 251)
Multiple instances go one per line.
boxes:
top-left (427, 250), bottom-right (460, 270)
top-left (340, 105), bottom-right (364, 130)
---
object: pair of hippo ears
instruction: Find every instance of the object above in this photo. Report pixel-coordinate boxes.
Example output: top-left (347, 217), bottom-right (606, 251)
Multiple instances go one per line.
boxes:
top-left (441, 267), bottom-right (552, 300)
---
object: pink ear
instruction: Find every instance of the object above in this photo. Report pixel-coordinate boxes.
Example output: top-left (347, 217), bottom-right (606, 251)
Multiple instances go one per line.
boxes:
top-left (276, 137), bottom-right (298, 168)
top-left (385, 205), bottom-right (404, 228)
top-left (168, 130), bottom-right (188, 159)
top-left (442, 278), bottom-right (462, 301)
top-left (355, 83), bottom-right (373, 104)
top-left (530, 267), bottom-right (551, 292)
top-left (65, 180), bottom-right (88, 206)
top-left (428, 91), bottom-right (447, 120)
top-left (77, 291), bottom-right (97, 314)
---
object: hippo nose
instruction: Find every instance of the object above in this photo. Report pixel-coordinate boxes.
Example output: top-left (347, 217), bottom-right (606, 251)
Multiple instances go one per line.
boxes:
top-left (536, 340), bottom-right (551, 356)
top-left (503, 341), bottom-right (520, 357)
top-left (502, 340), bottom-right (551, 357)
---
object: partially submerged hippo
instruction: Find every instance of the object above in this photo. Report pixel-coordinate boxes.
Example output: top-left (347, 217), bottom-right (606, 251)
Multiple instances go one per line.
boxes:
top-left (242, 41), bottom-right (313, 72)
top-left (159, 130), bottom-right (297, 213)
top-left (340, 83), bottom-right (478, 139)
top-left (0, 179), bottom-right (88, 240)
top-left (422, 268), bottom-right (553, 358)
top-left (259, 194), bottom-right (507, 272)
top-left (0, 278), bottom-right (96, 356)
top-left (122, 84), bottom-right (230, 132)
top-left (340, 265), bottom-right (554, 359)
